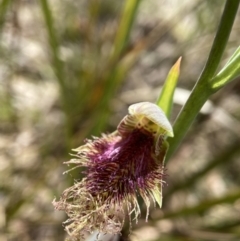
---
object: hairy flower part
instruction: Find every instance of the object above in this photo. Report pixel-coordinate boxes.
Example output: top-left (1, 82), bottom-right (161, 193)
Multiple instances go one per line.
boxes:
top-left (53, 102), bottom-right (173, 240)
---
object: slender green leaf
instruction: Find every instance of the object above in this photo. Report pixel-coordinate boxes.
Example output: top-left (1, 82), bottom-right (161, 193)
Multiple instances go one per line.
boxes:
top-left (226, 45), bottom-right (240, 64)
top-left (156, 57), bottom-right (181, 118)
top-left (211, 46), bottom-right (240, 91)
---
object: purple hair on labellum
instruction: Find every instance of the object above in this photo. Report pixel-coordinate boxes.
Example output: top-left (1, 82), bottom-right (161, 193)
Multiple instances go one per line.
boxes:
top-left (53, 102), bottom-right (173, 240)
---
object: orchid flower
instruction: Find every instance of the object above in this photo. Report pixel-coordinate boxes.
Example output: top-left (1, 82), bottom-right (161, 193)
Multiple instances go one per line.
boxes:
top-left (53, 102), bottom-right (173, 240)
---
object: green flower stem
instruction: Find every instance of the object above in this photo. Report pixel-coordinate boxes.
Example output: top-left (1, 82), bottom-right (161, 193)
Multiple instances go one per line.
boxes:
top-left (163, 190), bottom-right (240, 219)
top-left (167, 0), bottom-right (240, 160)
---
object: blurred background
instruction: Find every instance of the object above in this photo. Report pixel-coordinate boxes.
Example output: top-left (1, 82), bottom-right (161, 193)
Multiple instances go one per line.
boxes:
top-left (0, 0), bottom-right (240, 240)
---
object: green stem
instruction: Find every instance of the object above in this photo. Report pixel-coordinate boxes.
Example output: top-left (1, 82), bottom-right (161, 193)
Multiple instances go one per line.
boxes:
top-left (167, 0), bottom-right (240, 160)
top-left (200, 0), bottom-right (239, 81)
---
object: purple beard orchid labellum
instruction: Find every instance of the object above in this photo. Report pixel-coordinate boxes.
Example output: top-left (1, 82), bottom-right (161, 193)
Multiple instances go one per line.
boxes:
top-left (53, 102), bottom-right (173, 240)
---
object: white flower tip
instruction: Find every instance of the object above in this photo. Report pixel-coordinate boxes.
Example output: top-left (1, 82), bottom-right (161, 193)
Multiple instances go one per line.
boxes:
top-left (128, 102), bottom-right (173, 137)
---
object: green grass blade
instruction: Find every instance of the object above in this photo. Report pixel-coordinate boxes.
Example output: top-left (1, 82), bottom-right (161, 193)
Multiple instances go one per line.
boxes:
top-left (39, 0), bottom-right (73, 149)
top-left (39, 0), bottom-right (66, 92)
top-left (156, 57), bottom-right (181, 118)
top-left (112, 0), bottom-right (141, 61)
